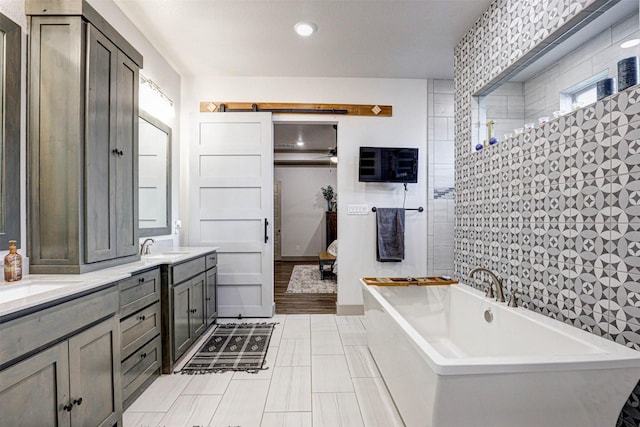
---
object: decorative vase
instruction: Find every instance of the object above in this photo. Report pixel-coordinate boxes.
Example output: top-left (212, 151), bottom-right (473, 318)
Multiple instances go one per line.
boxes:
top-left (596, 77), bottom-right (616, 100)
top-left (618, 56), bottom-right (638, 91)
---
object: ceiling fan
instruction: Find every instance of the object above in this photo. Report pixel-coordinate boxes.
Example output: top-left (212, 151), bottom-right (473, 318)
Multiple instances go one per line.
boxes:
top-left (319, 124), bottom-right (338, 163)
top-left (314, 147), bottom-right (338, 163)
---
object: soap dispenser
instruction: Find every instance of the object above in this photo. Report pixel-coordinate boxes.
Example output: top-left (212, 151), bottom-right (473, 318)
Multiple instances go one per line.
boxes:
top-left (4, 240), bottom-right (22, 282)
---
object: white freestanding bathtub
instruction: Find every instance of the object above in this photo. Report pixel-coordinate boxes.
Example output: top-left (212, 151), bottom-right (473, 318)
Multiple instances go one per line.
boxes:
top-left (361, 281), bottom-right (640, 427)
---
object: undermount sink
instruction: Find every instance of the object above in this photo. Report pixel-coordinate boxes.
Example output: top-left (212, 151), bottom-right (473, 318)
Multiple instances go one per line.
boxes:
top-left (144, 251), bottom-right (190, 259)
top-left (0, 284), bottom-right (67, 303)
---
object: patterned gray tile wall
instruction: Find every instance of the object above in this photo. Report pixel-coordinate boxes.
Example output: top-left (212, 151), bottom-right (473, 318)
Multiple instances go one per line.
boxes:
top-left (454, 1), bottom-right (640, 426)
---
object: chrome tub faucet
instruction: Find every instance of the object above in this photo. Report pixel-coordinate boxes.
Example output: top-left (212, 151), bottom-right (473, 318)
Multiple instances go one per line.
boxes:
top-left (468, 267), bottom-right (506, 303)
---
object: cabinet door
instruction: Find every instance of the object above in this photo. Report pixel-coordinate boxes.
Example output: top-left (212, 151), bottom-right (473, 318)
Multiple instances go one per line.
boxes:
top-left (173, 280), bottom-right (192, 360)
top-left (68, 317), bottom-right (121, 427)
top-left (115, 50), bottom-right (139, 258)
top-left (191, 273), bottom-right (207, 338)
top-left (28, 16), bottom-right (85, 268)
top-left (85, 25), bottom-right (117, 263)
top-left (206, 266), bottom-right (218, 325)
top-left (0, 342), bottom-right (70, 427)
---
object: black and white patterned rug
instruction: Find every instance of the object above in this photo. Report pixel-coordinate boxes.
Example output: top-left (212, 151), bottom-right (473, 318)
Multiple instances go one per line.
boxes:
top-left (180, 323), bottom-right (276, 374)
top-left (286, 264), bottom-right (337, 293)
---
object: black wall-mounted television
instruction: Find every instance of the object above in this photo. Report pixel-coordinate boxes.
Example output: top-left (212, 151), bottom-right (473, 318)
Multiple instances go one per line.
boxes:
top-left (358, 147), bottom-right (419, 183)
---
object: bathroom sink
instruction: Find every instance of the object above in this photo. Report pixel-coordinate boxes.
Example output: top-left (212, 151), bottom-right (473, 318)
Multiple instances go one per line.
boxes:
top-left (144, 251), bottom-right (190, 259)
top-left (0, 284), bottom-right (67, 303)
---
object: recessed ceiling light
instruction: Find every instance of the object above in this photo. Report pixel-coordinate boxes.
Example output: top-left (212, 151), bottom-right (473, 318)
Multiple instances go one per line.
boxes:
top-left (621, 39), bottom-right (640, 48)
top-left (296, 141), bottom-right (305, 146)
top-left (294, 22), bottom-right (317, 37)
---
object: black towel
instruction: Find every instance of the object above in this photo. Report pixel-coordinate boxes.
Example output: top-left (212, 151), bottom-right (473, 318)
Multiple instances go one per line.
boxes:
top-left (376, 208), bottom-right (405, 262)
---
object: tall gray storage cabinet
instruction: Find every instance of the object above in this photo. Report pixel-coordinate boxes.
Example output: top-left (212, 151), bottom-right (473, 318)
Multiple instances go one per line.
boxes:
top-left (27, 1), bottom-right (143, 273)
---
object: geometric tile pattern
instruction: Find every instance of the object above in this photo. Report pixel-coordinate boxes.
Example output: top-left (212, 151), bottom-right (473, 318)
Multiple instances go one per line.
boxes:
top-left (454, 1), bottom-right (640, 424)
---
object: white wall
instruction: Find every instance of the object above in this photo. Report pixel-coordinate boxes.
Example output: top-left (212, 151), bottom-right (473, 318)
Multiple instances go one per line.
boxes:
top-left (427, 80), bottom-right (455, 276)
top-left (181, 77), bottom-right (428, 308)
top-left (275, 167), bottom-right (337, 257)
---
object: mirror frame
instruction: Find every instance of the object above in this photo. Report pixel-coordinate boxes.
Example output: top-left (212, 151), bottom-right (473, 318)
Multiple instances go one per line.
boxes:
top-left (138, 110), bottom-right (172, 237)
top-left (0, 13), bottom-right (21, 250)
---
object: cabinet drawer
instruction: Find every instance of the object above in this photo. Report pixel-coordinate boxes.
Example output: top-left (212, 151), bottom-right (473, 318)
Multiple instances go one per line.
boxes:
top-left (120, 302), bottom-right (161, 360)
top-left (172, 256), bottom-right (206, 284)
top-left (205, 252), bottom-right (217, 270)
top-left (122, 335), bottom-right (161, 403)
top-left (119, 269), bottom-right (160, 318)
top-left (0, 286), bottom-right (118, 367)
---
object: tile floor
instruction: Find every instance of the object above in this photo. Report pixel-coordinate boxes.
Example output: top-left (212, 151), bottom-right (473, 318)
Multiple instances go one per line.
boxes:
top-left (123, 314), bottom-right (405, 427)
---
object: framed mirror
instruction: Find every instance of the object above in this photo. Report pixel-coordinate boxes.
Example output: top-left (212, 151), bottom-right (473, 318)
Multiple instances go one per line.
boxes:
top-left (138, 111), bottom-right (171, 237)
top-left (0, 13), bottom-right (21, 250)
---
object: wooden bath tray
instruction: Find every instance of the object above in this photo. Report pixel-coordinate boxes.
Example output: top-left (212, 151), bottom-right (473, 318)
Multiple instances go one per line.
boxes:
top-left (363, 277), bottom-right (458, 286)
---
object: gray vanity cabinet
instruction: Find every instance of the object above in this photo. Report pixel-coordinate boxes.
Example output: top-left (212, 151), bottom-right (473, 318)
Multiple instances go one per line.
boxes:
top-left (162, 251), bottom-right (218, 373)
top-left (26, 1), bottom-right (143, 274)
top-left (0, 308), bottom-right (121, 427)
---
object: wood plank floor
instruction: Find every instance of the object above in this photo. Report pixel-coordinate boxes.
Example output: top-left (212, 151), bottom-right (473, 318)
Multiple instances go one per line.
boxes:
top-left (274, 261), bottom-right (336, 314)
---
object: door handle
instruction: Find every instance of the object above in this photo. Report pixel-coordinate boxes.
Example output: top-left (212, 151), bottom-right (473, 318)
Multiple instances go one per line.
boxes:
top-left (264, 218), bottom-right (269, 243)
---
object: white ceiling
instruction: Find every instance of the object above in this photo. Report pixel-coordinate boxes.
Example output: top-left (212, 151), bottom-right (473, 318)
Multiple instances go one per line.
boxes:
top-left (113, 0), bottom-right (493, 79)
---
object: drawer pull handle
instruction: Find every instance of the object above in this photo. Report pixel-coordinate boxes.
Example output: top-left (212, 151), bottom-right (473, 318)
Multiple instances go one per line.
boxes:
top-left (190, 308), bottom-right (197, 313)
top-left (63, 403), bottom-right (73, 412)
top-left (140, 352), bottom-right (147, 359)
top-left (205, 297), bottom-right (211, 301)
top-left (137, 315), bottom-right (146, 321)
top-left (73, 398), bottom-right (83, 406)
top-left (138, 277), bottom-right (145, 283)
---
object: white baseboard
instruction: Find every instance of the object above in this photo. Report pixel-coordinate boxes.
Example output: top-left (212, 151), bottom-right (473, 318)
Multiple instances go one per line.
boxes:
top-left (336, 304), bottom-right (364, 316)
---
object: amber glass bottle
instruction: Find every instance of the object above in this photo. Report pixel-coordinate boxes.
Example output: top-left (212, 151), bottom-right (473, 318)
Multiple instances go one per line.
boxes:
top-left (4, 240), bottom-right (22, 282)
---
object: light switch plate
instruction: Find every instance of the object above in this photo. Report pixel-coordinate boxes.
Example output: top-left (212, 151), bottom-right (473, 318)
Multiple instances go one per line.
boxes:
top-left (347, 204), bottom-right (369, 215)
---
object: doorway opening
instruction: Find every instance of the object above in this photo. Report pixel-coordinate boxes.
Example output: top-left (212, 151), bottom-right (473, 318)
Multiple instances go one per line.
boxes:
top-left (273, 122), bottom-right (338, 314)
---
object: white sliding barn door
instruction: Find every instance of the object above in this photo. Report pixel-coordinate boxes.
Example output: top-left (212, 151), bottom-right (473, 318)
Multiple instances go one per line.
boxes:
top-left (189, 113), bottom-right (274, 318)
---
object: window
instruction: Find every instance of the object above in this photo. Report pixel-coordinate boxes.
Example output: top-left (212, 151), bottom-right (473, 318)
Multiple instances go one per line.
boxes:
top-left (571, 84), bottom-right (597, 107)
top-left (561, 70), bottom-right (608, 111)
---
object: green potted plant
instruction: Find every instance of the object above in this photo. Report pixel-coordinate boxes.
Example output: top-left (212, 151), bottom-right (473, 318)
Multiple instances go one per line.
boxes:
top-left (321, 185), bottom-right (336, 212)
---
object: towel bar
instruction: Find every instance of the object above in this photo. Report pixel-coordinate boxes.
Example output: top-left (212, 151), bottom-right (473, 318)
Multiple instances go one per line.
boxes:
top-left (371, 207), bottom-right (423, 212)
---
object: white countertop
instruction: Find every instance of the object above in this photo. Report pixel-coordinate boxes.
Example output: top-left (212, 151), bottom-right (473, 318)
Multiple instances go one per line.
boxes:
top-left (0, 246), bottom-right (219, 319)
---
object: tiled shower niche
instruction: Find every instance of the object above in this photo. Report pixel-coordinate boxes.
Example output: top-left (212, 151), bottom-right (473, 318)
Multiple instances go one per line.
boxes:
top-left (455, 85), bottom-right (640, 426)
